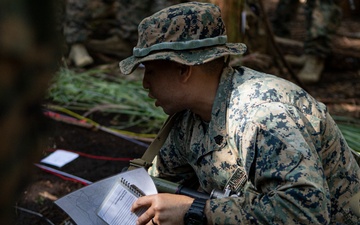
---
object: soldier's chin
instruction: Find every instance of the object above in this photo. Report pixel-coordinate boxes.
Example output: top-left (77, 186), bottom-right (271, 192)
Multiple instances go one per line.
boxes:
top-left (155, 100), bottom-right (160, 107)
top-left (161, 108), bottom-right (170, 115)
top-left (163, 107), bottom-right (184, 116)
top-left (161, 106), bottom-right (174, 116)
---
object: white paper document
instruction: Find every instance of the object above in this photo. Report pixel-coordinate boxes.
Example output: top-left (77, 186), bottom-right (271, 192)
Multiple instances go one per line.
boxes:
top-left (41, 149), bottom-right (79, 167)
top-left (55, 168), bottom-right (157, 225)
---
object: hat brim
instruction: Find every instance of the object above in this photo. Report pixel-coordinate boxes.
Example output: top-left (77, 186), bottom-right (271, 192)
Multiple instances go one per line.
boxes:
top-left (119, 43), bottom-right (247, 75)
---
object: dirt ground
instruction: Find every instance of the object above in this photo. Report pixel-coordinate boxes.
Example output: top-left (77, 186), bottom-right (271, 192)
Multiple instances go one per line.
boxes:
top-left (15, 1), bottom-right (360, 224)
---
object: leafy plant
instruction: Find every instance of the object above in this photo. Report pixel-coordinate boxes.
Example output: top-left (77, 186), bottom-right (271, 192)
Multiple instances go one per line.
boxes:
top-left (46, 68), bottom-right (166, 132)
top-left (333, 116), bottom-right (360, 153)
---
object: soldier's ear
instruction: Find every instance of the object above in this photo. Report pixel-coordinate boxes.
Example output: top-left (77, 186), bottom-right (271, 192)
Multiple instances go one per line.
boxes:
top-left (178, 64), bottom-right (192, 83)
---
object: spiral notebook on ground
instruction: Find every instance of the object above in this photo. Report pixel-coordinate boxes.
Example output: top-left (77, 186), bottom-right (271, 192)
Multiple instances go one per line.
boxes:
top-left (55, 167), bottom-right (157, 225)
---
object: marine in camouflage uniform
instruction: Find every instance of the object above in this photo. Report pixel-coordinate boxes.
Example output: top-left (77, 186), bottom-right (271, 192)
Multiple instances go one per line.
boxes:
top-left (120, 2), bottom-right (360, 225)
top-left (271, 0), bottom-right (342, 83)
top-left (63, 0), bottom-right (181, 66)
top-left (149, 66), bottom-right (360, 224)
top-left (64, 0), bottom-right (179, 47)
top-left (272, 0), bottom-right (342, 58)
top-left (0, 0), bottom-right (60, 224)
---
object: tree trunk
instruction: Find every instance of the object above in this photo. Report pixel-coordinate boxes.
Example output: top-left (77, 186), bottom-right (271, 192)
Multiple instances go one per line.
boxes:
top-left (209, 0), bottom-right (245, 43)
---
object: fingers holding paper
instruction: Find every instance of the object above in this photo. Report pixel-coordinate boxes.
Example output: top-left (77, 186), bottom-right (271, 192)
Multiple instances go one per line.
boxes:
top-left (132, 193), bottom-right (194, 225)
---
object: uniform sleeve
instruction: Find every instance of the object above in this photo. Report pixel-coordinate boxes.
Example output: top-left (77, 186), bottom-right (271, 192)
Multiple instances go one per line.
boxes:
top-left (209, 102), bottom-right (331, 225)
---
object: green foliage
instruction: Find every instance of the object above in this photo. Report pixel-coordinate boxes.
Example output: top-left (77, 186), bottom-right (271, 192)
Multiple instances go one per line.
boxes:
top-left (333, 116), bottom-right (360, 154)
top-left (47, 68), bottom-right (167, 131)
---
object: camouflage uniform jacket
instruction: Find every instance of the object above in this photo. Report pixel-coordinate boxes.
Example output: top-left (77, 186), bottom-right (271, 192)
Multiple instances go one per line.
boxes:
top-left (149, 66), bottom-right (360, 224)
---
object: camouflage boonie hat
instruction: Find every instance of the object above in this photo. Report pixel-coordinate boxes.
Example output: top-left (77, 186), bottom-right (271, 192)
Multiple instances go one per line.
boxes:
top-left (119, 2), bottom-right (247, 75)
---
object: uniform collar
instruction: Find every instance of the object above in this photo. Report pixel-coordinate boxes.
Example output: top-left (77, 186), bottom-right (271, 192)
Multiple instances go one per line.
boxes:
top-left (203, 66), bottom-right (235, 154)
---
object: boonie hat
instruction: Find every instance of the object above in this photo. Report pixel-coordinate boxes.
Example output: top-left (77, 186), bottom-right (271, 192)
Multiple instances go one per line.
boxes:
top-left (119, 1), bottom-right (247, 75)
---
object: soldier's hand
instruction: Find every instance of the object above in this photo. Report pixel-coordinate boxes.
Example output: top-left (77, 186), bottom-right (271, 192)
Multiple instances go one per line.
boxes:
top-left (131, 193), bottom-right (194, 225)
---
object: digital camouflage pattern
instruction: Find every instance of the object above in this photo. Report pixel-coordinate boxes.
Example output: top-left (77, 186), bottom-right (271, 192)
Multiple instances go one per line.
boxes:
top-left (149, 66), bottom-right (360, 224)
top-left (0, 0), bottom-right (60, 224)
top-left (64, 0), bottom-right (177, 46)
top-left (125, 2), bottom-right (359, 223)
top-left (272, 0), bottom-right (342, 58)
top-left (64, 0), bottom-right (89, 44)
top-left (120, 2), bottom-right (247, 75)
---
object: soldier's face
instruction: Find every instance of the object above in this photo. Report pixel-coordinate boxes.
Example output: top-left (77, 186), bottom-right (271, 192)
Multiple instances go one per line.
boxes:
top-left (142, 60), bottom-right (189, 115)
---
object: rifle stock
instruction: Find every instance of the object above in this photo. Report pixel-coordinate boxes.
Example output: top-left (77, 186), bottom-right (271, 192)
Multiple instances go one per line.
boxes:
top-left (151, 176), bottom-right (210, 199)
